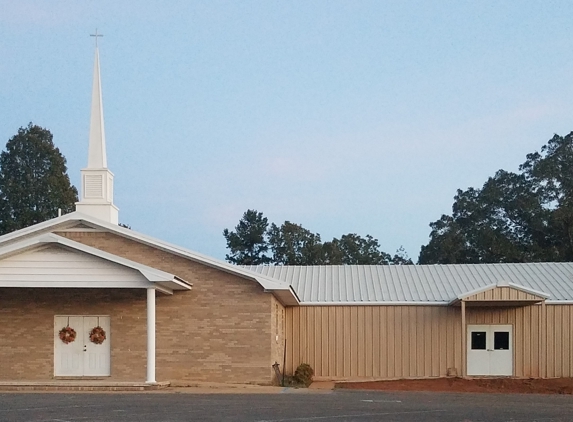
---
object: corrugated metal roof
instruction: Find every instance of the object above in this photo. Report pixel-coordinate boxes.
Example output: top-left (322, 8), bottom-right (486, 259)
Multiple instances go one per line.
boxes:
top-left (243, 263), bottom-right (573, 304)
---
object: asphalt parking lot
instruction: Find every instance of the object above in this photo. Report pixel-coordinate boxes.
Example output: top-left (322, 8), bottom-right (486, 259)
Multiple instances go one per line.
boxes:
top-left (0, 389), bottom-right (572, 422)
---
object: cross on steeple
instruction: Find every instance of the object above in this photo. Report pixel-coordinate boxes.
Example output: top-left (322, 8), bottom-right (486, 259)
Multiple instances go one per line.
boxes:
top-left (90, 29), bottom-right (103, 47)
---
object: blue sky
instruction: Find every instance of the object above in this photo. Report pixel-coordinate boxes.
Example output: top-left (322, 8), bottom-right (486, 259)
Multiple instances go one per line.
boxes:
top-left (2, 1), bottom-right (573, 262)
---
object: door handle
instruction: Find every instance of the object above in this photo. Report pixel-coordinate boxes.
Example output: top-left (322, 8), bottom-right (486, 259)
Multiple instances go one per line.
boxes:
top-left (487, 349), bottom-right (493, 351)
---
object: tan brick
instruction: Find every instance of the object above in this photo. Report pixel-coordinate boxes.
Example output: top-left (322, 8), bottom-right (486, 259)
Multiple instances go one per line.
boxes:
top-left (0, 230), bottom-right (278, 384)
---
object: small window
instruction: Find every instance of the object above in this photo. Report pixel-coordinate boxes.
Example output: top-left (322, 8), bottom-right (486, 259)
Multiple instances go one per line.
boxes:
top-left (471, 331), bottom-right (487, 350)
top-left (494, 331), bottom-right (510, 350)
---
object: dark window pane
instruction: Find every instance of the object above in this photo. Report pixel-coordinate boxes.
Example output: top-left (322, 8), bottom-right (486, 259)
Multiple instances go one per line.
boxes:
top-left (494, 332), bottom-right (510, 350)
top-left (471, 332), bottom-right (486, 350)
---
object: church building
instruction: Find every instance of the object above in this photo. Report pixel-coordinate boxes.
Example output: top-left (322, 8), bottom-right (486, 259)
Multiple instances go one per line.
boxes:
top-left (0, 46), bottom-right (572, 387)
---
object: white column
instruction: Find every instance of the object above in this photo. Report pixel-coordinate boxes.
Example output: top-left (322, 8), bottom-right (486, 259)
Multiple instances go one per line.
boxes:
top-left (146, 287), bottom-right (156, 384)
top-left (461, 300), bottom-right (466, 378)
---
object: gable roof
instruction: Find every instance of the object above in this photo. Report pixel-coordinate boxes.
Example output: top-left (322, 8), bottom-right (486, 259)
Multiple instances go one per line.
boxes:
top-left (0, 233), bottom-right (191, 294)
top-left (0, 212), bottom-right (299, 305)
top-left (244, 263), bottom-right (573, 305)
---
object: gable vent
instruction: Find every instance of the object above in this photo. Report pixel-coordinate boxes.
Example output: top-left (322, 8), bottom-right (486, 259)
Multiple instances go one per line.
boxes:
top-left (84, 174), bottom-right (103, 198)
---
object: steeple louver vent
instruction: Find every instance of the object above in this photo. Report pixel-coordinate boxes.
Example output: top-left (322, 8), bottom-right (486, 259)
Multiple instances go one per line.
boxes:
top-left (84, 175), bottom-right (103, 198)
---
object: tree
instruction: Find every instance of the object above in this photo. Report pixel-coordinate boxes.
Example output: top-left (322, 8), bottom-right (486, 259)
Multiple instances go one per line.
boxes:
top-left (335, 233), bottom-right (391, 264)
top-left (223, 210), bottom-right (407, 266)
top-left (520, 133), bottom-right (573, 260)
top-left (0, 124), bottom-right (78, 234)
top-left (419, 132), bottom-right (573, 264)
top-left (391, 246), bottom-right (414, 265)
top-left (223, 209), bottom-right (271, 265)
top-left (267, 221), bottom-right (323, 265)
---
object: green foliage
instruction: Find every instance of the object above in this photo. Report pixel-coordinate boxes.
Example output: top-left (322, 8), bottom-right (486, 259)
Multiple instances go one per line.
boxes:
top-left (293, 363), bottom-right (314, 387)
top-left (268, 221), bottom-right (323, 265)
top-left (419, 132), bottom-right (573, 264)
top-left (336, 233), bottom-right (391, 264)
top-left (223, 209), bottom-right (271, 265)
top-left (0, 124), bottom-right (78, 235)
top-left (224, 211), bottom-right (410, 265)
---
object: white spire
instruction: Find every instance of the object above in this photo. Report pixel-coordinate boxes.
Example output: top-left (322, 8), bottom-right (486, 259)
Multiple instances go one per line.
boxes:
top-left (76, 38), bottom-right (119, 224)
top-left (87, 47), bottom-right (107, 168)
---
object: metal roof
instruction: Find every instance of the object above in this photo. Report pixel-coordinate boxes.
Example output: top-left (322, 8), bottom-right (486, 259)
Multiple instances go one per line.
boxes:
top-left (243, 263), bottom-right (573, 304)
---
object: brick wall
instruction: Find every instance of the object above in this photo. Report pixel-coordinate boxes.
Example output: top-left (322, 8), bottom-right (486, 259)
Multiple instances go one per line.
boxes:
top-left (0, 288), bottom-right (146, 381)
top-left (0, 230), bottom-right (275, 384)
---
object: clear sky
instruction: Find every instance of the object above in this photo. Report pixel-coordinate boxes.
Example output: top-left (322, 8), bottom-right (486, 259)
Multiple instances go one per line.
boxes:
top-left (1, 1), bottom-right (572, 262)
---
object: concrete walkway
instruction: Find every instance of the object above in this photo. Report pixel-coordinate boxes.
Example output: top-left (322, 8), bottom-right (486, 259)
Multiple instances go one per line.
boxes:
top-left (168, 381), bottom-right (334, 394)
top-left (0, 380), bottom-right (335, 394)
top-left (0, 381), bottom-right (170, 392)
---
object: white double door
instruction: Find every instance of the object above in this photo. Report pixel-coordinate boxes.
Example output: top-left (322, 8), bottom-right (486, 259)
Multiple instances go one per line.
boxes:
top-left (54, 316), bottom-right (111, 377)
top-left (467, 324), bottom-right (512, 376)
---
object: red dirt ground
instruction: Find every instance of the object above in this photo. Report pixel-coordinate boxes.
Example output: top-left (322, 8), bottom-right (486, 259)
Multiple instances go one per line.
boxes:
top-left (336, 377), bottom-right (573, 395)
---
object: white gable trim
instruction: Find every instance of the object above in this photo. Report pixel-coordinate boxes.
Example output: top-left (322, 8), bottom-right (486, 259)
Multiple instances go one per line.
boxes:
top-left (449, 281), bottom-right (550, 305)
top-left (0, 233), bottom-right (191, 295)
top-left (0, 212), bottom-right (299, 305)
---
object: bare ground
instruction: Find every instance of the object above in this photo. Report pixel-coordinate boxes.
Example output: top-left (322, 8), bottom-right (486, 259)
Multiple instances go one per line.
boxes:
top-left (336, 377), bottom-right (573, 395)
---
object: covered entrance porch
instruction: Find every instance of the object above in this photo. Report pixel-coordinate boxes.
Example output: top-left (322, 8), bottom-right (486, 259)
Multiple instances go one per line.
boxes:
top-left (0, 233), bottom-right (191, 384)
top-left (450, 280), bottom-right (549, 377)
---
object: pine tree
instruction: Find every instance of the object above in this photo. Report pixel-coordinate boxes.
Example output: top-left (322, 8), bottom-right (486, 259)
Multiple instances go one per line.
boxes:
top-left (0, 123), bottom-right (78, 234)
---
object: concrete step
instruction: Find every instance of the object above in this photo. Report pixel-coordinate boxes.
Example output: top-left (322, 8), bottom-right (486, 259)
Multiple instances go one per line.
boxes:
top-left (0, 381), bottom-right (170, 392)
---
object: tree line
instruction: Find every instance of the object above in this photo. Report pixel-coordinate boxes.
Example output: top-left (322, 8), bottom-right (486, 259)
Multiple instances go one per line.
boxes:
top-left (2, 123), bottom-right (572, 266)
top-left (225, 132), bottom-right (573, 265)
top-left (419, 132), bottom-right (573, 264)
top-left (223, 210), bottom-right (412, 265)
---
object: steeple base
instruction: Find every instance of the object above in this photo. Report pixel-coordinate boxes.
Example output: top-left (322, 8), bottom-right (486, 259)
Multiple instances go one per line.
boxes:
top-left (75, 202), bottom-right (119, 224)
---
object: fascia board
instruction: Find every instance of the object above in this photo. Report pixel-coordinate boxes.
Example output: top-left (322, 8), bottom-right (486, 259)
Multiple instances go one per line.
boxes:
top-left (0, 212), bottom-right (293, 301)
top-left (0, 234), bottom-right (56, 259)
top-left (138, 268), bottom-right (179, 283)
top-left (63, 213), bottom-right (292, 292)
top-left (455, 283), bottom-right (497, 301)
top-left (0, 213), bottom-right (80, 244)
top-left (506, 282), bottom-right (550, 299)
top-left (450, 281), bottom-right (550, 305)
top-left (300, 301), bottom-right (451, 306)
top-left (49, 234), bottom-right (174, 281)
top-left (153, 283), bottom-right (174, 295)
top-left (0, 232), bottom-right (192, 290)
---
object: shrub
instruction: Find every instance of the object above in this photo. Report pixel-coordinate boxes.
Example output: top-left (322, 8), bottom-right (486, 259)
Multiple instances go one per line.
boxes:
top-left (294, 363), bottom-right (314, 387)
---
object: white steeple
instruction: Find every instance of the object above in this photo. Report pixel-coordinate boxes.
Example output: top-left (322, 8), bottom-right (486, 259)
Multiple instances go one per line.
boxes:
top-left (76, 38), bottom-right (119, 224)
top-left (87, 45), bottom-right (107, 168)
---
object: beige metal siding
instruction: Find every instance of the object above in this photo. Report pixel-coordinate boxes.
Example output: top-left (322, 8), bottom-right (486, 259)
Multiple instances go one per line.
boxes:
top-left (464, 287), bottom-right (544, 302)
top-left (286, 304), bottom-right (573, 380)
top-left (466, 306), bottom-right (542, 378)
top-left (286, 306), bottom-right (462, 379)
top-left (545, 305), bottom-right (573, 378)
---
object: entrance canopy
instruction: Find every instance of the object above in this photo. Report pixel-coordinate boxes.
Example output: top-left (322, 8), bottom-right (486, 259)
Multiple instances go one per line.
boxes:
top-left (0, 233), bottom-right (191, 295)
top-left (449, 281), bottom-right (549, 307)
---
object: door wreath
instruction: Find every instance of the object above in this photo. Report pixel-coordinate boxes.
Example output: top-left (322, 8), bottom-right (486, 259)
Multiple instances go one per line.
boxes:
top-left (89, 326), bottom-right (107, 344)
top-left (59, 326), bottom-right (77, 344)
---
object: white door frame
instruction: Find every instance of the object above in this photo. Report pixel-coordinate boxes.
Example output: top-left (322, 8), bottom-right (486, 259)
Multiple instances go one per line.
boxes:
top-left (54, 315), bottom-right (111, 377)
top-left (467, 324), bottom-right (513, 376)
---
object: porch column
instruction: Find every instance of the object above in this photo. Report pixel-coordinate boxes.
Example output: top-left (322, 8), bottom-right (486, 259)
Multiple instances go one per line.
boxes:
top-left (541, 301), bottom-right (547, 378)
top-left (146, 287), bottom-right (156, 384)
top-left (461, 300), bottom-right (466, 377)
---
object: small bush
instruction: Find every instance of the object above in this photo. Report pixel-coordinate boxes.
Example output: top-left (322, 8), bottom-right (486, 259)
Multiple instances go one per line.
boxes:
top-left (294, 363), bottom-right (314, 387)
